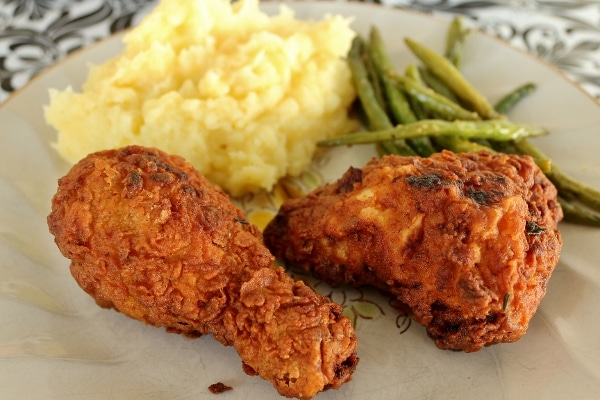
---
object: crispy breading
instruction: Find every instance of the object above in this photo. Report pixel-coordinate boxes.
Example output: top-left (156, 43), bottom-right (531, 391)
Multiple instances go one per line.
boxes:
top-left (47, 145), bottom-right (358, 399)
top-left (264, 150), bottom-right (562, 352)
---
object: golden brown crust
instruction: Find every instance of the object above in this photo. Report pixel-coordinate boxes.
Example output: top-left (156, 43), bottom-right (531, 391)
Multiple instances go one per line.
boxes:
top-left (264, 150), bottom-right (562, 352)
top-left (47, 145), bottom-right (357, 399)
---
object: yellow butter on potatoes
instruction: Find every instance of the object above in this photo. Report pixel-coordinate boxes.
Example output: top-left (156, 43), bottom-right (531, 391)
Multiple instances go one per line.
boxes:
top-left (45, 0), bottom-right (357, 196)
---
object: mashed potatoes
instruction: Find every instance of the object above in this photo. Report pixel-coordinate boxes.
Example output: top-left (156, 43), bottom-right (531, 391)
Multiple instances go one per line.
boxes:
top-left (45, 0), bottom-right (357, 196)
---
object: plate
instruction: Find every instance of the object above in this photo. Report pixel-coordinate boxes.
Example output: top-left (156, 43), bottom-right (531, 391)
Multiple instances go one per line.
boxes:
top-left (1, 2), bottom-right (600, 399)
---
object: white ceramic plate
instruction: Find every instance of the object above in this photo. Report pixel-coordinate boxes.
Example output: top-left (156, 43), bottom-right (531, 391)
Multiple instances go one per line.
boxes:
top-left (1, 2), bottom-right (599, 399)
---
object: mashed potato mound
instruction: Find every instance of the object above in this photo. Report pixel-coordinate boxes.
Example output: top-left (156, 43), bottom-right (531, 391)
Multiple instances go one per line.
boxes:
top-left (45, 0), bottom-right (357, 196)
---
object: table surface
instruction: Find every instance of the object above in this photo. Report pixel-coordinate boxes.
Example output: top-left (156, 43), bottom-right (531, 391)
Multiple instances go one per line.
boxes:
top-left (1, 0), bottom-right (599, 103)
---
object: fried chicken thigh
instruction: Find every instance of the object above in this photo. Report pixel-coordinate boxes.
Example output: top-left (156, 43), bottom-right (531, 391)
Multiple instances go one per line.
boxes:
top-left (47, 146), bottom-right (358, 399)
top-left (264, 150), bottom-right (562, 352)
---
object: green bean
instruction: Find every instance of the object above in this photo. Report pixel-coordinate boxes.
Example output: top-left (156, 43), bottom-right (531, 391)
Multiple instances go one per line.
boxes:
top-left (445, 16), bottom-right (471, 69)
top-left (368, 28), bottom-right (436, 156)
top-left (510, 138), bottom-right (600, 211)
top-left (404, 65), bottom-right (430, 120)
top-left (495, 82), bottom-right (537, 114)
top-left (383, 75), bottom-right (416, 124)
top-left (348, 37), bottom-right (392, 131)
top-left (547, 166), bottom-right (600, 212)
top-left (471, 138), bottom-right (493, 147)
top-left (404, 37), bottom-right (499, 119)
top-left (490, 83), bottom-right (539, 163)
top-left (488, 140), bottom-right (520, 154)
top-left (369, 27), bottom-right (416, 124)
top-left (362, 40), bottom-right (387, 113)
top-left (404, 64), bottom-right (422, 84)
top-left (404, 64), bottom-right (465, 156)
top-left (318, 119), bottom-right (547, 147)
top-left (422, 28), bottom-right (537, 159)
top-left (433, 135), bottom-right (494, 154)
top-left (512, 139), bottom-right (552, 173)
top-left (401, 65), bottom-right (437, 156)
top-left (390, 73), bottom-right (481, 121)
top-left (491, 84), bottom-right (538, 154)
top-left (348, 37), bottom-right (415, 156)
top-left (558, 197), bottom-right (600, 227)
top-left (348, 37), bottom-right (394, 156)
top-left (348, 37), bottom-right (389, 130)
top-left (418, 67), bottom-right (460, 103)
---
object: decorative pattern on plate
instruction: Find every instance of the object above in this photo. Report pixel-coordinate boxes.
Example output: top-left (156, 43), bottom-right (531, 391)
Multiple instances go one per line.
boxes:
top-left (286, 258), bottom-right (413, 334)
top-left (234, 164), bottom-right (324, 232)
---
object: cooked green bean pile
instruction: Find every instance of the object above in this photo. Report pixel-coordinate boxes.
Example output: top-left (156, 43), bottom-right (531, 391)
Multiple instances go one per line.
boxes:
top-left (318, 17), bottom-right (600, 226)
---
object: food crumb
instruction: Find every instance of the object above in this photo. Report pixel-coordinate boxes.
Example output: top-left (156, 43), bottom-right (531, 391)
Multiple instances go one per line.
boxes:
top-left (208, 382), bottom-right (233, 394)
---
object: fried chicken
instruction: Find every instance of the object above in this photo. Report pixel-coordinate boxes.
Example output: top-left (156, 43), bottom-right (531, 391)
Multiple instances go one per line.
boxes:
top-left (47, 145), bottom-right (358, 399)
top-left (264, 150), bottom-right (562, 352)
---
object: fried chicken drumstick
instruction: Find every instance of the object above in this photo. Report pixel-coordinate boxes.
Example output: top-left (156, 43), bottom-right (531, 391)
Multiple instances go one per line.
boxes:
top-left (264, 150), bottom-right (562, 352)
top-left (47, 146), bottom-right (358, 399)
